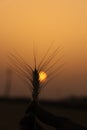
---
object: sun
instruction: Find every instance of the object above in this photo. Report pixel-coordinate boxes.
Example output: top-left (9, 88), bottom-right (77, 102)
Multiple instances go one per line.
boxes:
top-left (39, 71), bottom-right (47, 82)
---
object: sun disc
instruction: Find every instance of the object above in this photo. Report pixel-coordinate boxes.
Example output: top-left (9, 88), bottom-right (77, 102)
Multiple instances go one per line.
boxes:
top-left (39, 71), bottom-right (47, 82)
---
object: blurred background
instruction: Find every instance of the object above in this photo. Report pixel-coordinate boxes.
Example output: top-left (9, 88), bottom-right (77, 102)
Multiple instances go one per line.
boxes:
top-left (0, 0), bottom-right (87, 129)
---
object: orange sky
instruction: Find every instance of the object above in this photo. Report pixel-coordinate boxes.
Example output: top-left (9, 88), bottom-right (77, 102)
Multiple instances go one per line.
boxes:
top-left (0, 0), bottom-right (87, 100)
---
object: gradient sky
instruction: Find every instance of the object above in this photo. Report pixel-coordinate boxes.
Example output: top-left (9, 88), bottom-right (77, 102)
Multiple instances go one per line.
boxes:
top-left (0, 0), bottom-right (87, 100)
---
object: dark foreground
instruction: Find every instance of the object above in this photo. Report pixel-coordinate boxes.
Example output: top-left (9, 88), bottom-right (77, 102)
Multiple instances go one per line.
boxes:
top-left (0, 98), bottom-right (87, 130)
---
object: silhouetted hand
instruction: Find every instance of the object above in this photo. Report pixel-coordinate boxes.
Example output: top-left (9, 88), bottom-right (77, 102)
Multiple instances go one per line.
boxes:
top-left (20, 101), bottom-right (87, 130)
top-left (35, 104), bottom-right (87, 130)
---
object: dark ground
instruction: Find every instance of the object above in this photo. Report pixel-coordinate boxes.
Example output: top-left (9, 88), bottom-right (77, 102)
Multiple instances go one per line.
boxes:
top-left (0, 97), bottom-right (87, 130)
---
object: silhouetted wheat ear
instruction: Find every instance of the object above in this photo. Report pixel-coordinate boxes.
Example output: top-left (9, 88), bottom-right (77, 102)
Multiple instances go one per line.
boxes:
top-left (9, 43), bottom-right (64, 102)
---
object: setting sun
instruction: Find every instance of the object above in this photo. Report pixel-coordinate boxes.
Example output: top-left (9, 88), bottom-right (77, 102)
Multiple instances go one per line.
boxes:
top-left (39, 71), bottom-right (47, 82)
top-left (0, 0), bottom-right (87, 99)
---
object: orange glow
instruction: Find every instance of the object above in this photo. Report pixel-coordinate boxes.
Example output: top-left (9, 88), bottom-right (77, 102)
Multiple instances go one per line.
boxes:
top-left (0, 0), bottom-right (87, 98)
top-left (39, 71), bottom-right (47, 82)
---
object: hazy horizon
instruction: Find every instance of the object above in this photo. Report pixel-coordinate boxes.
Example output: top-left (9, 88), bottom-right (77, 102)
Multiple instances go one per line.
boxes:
top-left (0, 0), bottom-right (87, 100)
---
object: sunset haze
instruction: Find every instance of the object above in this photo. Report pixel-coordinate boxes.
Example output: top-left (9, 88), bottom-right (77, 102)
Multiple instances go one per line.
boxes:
top-left (0, 0), bottom-right (87, 100)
